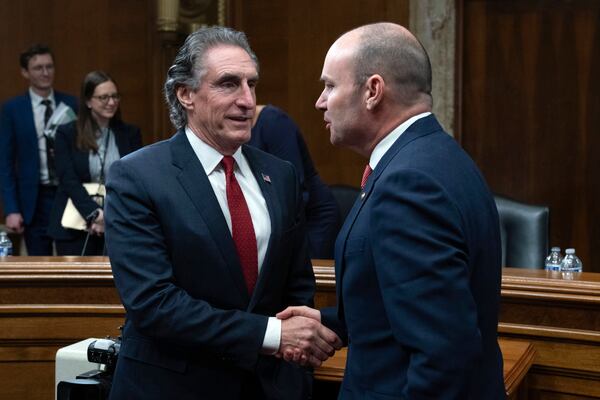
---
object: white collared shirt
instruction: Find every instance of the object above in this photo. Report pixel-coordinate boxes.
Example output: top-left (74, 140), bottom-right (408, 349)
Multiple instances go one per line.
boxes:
top-left (368, 112), bottom-right (432, 170)
top-left (29, 88), bottom-right (55, 184)
top-left (185, 127), bottom-right (280, 353)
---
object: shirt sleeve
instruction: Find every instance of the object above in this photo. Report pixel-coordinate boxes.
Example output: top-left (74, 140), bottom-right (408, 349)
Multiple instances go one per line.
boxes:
top-left (261, 317), bottom-right (282, 355)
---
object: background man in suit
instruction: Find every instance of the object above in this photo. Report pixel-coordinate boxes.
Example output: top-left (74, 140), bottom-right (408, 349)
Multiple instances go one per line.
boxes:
top-left (105, 27), bottom-right (341, 400)
top-left (0, 44), bottom-right (77, 255)
top-left (278, 22), bottom-right (505, 399)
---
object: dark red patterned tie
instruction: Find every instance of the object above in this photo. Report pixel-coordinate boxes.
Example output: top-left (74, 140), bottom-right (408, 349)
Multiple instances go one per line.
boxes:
top-left (41, 99), bottom-right (56, 183)
top-left (361, 164), bottom-right (373, 189)
top-left (221, 156), bottom-right (258, 294)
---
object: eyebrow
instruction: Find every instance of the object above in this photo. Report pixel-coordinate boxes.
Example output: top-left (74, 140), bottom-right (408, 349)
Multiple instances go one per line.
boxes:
top-left (215, 73), bottom-right (259, 84)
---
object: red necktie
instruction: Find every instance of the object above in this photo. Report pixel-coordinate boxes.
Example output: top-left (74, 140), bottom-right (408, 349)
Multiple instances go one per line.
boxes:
top-left (361, 164), bottom-right (373, 189)
top-left (221, 156), bottom-right (258, 294)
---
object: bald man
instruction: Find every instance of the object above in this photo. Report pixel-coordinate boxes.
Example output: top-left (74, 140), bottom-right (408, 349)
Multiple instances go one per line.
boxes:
top-left (278, 23), bottom-right (505, 399)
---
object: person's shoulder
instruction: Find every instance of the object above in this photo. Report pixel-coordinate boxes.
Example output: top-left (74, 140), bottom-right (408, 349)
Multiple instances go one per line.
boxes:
top-left (253, 104), bottom-right (300, 141)
top-left (259, 105), bottom-right (296, 126)
top-left (54, 91), bottom-right (78, 107)
top-left (55, 120), bottom-right (77, 137)
top-left (111, 119), bottom-right (139, 133)
top-left (121, 135), bottom-right (170, 163)
top-left (2, 93), bottom-right (29, 110)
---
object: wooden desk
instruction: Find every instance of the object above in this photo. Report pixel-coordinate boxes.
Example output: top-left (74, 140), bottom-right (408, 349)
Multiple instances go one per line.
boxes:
top-left (312, 261), bottom-right (600, 400)
top-left (314, 339), bottom-right (535, 399)
top-left (1, 257), bottom-right (599, 400)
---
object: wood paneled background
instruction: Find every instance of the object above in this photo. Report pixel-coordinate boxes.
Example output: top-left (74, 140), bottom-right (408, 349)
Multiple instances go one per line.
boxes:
top-left (1, 0), bottom-right (599, 273)
top-left (0, 0), bottom-right (158, 142)
top-left (459, 0), bottom-right (600, 272)
top-left (230, 0), bottom-right (410, 185)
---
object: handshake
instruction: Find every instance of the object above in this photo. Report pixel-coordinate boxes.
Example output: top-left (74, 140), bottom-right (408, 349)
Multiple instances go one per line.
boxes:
top-left (275, 306), bottom-right (343, 367)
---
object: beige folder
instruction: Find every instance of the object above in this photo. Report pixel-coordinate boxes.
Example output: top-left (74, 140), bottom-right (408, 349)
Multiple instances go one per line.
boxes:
top-left (60, 183), bottom-right (105, 230)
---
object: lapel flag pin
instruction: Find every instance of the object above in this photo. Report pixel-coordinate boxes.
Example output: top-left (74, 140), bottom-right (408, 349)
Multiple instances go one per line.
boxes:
top-left (262, 173), bottom-right (271, 183)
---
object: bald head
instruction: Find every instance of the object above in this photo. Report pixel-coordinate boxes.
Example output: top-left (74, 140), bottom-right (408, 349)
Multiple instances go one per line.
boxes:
top-left (335, 22), bottom-right (432, 107)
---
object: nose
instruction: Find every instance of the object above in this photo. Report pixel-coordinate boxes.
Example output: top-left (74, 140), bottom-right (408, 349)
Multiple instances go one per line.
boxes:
top-left (236, 82), bottom-right (256, 109)
top-left (315, 90), bottom-right (327, 111)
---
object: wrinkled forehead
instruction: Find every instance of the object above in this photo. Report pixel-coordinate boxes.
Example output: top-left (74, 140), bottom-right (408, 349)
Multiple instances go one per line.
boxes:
top-left (203, 45), bottom-right (257, 70)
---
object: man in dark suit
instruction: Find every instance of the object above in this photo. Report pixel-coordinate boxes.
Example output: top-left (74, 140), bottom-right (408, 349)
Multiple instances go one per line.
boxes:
top-left (278, 23), bottom-right (505, 399)
top-left (0, 44), bottom-right (77, 255)
top-left (104, 27), bottom-right (341, 400)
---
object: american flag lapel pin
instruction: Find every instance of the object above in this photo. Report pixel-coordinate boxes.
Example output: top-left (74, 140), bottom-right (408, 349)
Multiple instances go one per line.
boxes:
top-left (262, 173), bottom-right (271, 183)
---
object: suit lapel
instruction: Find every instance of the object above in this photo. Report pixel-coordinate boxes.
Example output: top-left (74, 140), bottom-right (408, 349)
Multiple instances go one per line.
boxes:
top-left (22, 93), bottom-right (38, 149)
top-left (335, 115), bottom-right (444, 316)
top-left (243, 146), bottom-right (280, 311)
top-left (170, 131), bottom-right (250, 303)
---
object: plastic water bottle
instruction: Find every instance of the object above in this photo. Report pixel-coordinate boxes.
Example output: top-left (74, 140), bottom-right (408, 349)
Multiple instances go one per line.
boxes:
top-left (561, 248), bottom-right (583, 279)
top-left (0, 231), bottom-right (13, 257)
top-left (544, 247), bottom-right (563, 271)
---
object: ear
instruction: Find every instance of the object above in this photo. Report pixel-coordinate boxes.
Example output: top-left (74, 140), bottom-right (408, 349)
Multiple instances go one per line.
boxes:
top-left (20, 68), bottom-right (29, 80)
top-left (364, 74), bottom-right (385, 111)
top-left (176, 85), bottom-right (195, 111)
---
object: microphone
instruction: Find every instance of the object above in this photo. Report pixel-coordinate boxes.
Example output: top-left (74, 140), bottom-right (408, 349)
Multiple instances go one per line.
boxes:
top-left (85, 209), bottom-right (100, 227)
top-left (81, 209), bottom-right (100, 256)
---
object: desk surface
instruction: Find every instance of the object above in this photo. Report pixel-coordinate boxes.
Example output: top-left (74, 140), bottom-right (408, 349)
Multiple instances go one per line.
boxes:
top-left (315, 338), bottom-right (536, 397)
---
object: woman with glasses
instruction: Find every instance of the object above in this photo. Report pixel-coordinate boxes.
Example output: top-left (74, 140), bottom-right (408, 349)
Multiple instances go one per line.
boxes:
top-left (48, 70), bottom-right (142, 255)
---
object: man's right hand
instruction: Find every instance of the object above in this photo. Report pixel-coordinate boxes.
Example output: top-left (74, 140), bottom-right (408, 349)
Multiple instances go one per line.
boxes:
top-left (278, 313), bottom-right (342, 367)
top-left (5, 213), bottom-right (24, 234)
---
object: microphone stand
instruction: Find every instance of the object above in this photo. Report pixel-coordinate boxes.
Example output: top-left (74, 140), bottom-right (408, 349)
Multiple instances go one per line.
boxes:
top-left (81, 209), bottom-right (100, 256)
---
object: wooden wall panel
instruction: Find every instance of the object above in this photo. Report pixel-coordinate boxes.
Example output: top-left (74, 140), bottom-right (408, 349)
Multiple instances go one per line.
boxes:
top-left (0, 0), bottom-right (157, 147)
top-left (459, 0), bottom-right (600, 272)
top-left (230, 0), bottom-right (410, 186)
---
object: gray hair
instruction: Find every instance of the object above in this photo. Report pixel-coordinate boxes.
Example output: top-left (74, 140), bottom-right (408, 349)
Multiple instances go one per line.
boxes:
top-left (353, 23), bottom-right (432, 107)
top-left (164, 26), bottom-right (259, 130)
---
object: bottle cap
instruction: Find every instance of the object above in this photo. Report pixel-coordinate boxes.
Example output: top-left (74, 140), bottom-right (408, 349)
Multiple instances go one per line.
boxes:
top-left (551, 246), bottom-right (561, 252)
top-left (565, 248), bottom-right (575, 254)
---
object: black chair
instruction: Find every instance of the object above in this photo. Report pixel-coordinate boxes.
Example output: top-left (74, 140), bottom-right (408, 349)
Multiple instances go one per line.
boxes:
top-left (494, 194), bottom-right (549, 269)
top-left (329, 185), bottom-right (361, 227)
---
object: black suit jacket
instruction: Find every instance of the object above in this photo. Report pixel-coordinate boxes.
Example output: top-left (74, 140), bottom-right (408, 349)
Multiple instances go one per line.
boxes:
top-left (105, 130), bottom-right (315, 399)
top-left (48, 120), bottom-right (142, 240)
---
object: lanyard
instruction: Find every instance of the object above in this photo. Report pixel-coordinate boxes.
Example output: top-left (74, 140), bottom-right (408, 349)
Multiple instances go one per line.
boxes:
top-left (96, 129), bottom-right (111, 184)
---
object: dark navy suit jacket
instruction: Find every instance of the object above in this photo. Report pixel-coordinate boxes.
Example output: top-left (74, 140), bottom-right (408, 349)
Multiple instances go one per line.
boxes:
top-left (0, 91), bottom-right (77, 223)
top-left (47, 120), bottom-right (142, 240)
top-left (321, 115), bottom-right (505, 399)
top-left (105, 131), bottom-right (315, 399)
top-left (249, 105), bottom-right (340, 259)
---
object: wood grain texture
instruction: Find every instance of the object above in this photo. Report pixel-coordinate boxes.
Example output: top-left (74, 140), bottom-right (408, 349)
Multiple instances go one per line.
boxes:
top-left (458, 0), bottom-right (600, 274)
top-left (230, 0), bottom-right (409, 186)
top-left (0, 0), bottom-right (157, 151)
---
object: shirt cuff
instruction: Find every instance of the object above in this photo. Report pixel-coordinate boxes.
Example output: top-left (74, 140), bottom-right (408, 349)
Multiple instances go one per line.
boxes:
top-left (261, 317), bottom-right (281, 355)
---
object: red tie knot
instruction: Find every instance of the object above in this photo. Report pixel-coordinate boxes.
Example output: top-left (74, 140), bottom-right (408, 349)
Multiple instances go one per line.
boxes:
top-left (361, 164), bottom-right (373, 189)
top-left (221, 155), bottom-right (235, 175)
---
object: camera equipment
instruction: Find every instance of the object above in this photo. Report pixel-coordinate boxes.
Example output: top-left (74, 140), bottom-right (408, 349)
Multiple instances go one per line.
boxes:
top-left (56, 336), bottom-right (121, 400)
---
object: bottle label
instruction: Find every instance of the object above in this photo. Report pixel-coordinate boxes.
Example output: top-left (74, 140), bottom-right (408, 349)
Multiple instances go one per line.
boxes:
top-left (0, 246), bottom-right (12, 257)
top-left (545, 263), bottom-right (561, 271)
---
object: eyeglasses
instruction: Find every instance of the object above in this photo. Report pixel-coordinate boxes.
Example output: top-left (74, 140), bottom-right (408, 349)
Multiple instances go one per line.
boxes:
top-left (92, 93), bottom-right (121, 104)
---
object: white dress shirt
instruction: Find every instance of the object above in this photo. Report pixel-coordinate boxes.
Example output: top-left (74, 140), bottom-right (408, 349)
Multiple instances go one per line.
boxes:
top-left (185, 127), bottom-right (280, 354)
top-left (29, 88), bottom-right (55, 184)
top-left (368, 112), bottom-right (432, 170)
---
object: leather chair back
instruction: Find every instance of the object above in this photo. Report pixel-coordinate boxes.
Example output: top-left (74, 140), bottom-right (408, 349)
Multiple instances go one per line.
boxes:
top-left (329, 185), bottom-right (361, 229)
top-left (494, 195), bottom-right (549, 269)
